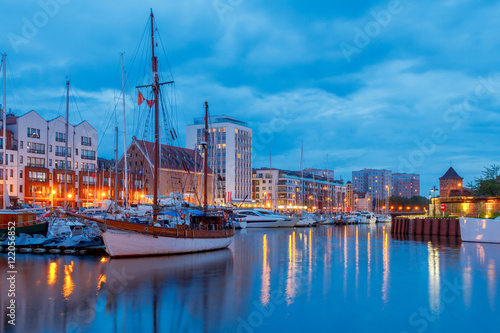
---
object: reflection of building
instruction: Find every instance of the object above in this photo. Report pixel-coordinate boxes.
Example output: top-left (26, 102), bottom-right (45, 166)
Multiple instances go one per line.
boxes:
top-left (439, 167), bottom-right (464, 197)
top-left (392, 173), bottom-right (420, 198)
top-left (186, 115), bottom-right (252, 205)
top-left (253, 168), bottom-right (346, 212)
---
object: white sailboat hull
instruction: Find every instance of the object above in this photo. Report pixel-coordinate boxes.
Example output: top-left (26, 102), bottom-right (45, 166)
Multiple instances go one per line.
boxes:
top-left (102, 228), bottom-right (234, 257)
top-left (245, 220), bottom-right (284, 228)
top-left (459, 217), bottom-right (500, 243)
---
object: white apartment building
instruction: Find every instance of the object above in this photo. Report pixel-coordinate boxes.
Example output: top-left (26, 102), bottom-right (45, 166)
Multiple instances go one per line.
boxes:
top-left (186, 115), bottom-right (252, 205)
top-left (1, 110), bottom-right (97, 207)
top-left (352, 169), bottom-right (392, 200)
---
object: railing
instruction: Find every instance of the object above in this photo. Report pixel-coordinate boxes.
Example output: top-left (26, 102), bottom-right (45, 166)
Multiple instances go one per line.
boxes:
top-left (28, 178), bottom-right (47, 182)
top-left (27, 148), bottom-right (45, 154)
top-left (81, 154), bottom-right (95, 160)
top-left (55, 151), bottom-right (71, 157)
top-left (55, 165), bottom-right (71, 170)
top-left (27, 163), bottom-right (45, 168)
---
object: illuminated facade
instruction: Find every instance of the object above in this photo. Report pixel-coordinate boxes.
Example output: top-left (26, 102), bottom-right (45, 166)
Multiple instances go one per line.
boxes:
top-left (186, 115), bottom-right (252, 205)
top-left (392, 173), bottom-right (420, 198)
top-left (1, 110), bottom-right (97, 208)
top-left (253, 168), bottom-right (346, 212)
top-left (439, 167), bottom-right (463, 197)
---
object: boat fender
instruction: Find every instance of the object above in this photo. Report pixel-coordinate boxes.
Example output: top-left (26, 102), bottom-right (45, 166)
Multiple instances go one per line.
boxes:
top-left (223, 212), bottom-right (228, 221)
top-left (125, 213), bottom-right (130, 219)
top-left (144, 227), bottom-right (148, 231)
top-left (178, 210), bottom-right (184, 219)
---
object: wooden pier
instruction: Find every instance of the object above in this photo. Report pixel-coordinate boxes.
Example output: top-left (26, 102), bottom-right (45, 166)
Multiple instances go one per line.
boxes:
top-left (391, 217), bottom-right (461, 237)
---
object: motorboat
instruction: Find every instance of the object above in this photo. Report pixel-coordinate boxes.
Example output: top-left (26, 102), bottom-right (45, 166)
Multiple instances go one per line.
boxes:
top-left (232, 214), bottom-right (248, 229)
top-left (233, 209), bottom-right (285, 228)
top-left (254, 209), bottom-right (298, 227)
top-left (376, 214), bottom-right (392, 223)
top-left (296, 214), bottom-right (315, 227)
top-left (459, 216), bottom-right (500, 243)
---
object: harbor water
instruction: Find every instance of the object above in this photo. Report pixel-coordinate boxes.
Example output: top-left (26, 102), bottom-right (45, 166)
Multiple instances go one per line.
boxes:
top-left (1, 225), bottom-right (499, 332)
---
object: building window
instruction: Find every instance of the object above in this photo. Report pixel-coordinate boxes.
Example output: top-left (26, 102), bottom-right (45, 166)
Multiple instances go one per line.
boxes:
top-left (10, 154), bottom-right (13, 162)
top-left (27, 157), bottom-right (45, 168)
top-left (9, 184), bottom-right (12, 192)
top-left (27, 127), bottom-right (40, 138)
top-left (19, 185), bottom-right (23, 193)
top-left (55, 132), bottom-right (66, 142)
top-left (9, 169), bottom-right (13, 177)
top-left (27, 142), bottom-right (45, 154)
top-left (81, 149), bottom-right (96, 160)
top-left (20, 141), bottom-right (23, 149)
top-left (20, 170), bottom-right (23, 178)
top-left (81, 136), bottom-right (92, 146)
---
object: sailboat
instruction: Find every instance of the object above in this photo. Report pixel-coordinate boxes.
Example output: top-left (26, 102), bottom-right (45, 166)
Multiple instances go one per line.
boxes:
top-left (68, 11), bottom-right (234, 257)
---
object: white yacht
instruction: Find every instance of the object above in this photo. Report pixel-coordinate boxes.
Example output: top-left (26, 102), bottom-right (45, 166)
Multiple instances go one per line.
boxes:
top-left (254, 209), bottom-right (298, 227)
top-left (233, 210), bottom-right (285, 228)
top-left (459, 216), bottom-right (500, 243)
top-left (296, 214), bottom-right (315, 227)
top-left (358, 211), bottom-right (377, 224)
top-left (232, 214), bottom-right (248, 229)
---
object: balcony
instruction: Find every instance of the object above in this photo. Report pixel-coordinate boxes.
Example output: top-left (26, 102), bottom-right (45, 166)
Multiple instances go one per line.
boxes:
top-left (27, 148), bottom-right (45, 154)
top-left (55, 151), bottom-right (71, 157)
top-left (55, 164), bottom-right (71, 170)
top-left (27, 163), bottom-right (45, 168)
top-left (81, 154), bottom-right (96, 160)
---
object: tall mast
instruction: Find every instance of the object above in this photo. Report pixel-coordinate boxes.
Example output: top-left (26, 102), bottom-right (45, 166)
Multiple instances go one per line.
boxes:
top-left (114, 126), bottom-right (118, 205)
top-left (300, 140), bottom-right (303, 210)
top-left (64, 80), bottom-right (69, 209)
top-left (121, 53), bottom-right (129, 209)
top-left (203, 101), bottom-right (209, 211)
top-left (151, 10), bottom-right (160, 223)
top-left (326, 154), bottom-right (329, 213)
top-left (2, 54), bottom-right (7, 209)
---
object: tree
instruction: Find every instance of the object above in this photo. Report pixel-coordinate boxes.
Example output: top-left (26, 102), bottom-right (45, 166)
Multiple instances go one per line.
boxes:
top-left (470, 165), bottom-right (500, 196)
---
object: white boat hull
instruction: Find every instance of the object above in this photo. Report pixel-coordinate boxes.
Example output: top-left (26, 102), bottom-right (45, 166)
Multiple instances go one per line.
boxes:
top-left (102, 228), bottom-right (234, 257)
top-left (279, 218), bottom-right (299, 228)
top-left (459, 217), bottom-right (500, 243)
top-left (245, 220), bottom-right (284, 228)
top-left (234, 221), bottom-right (248, 229)
top-left (296, 218), bottom-right (314, 227)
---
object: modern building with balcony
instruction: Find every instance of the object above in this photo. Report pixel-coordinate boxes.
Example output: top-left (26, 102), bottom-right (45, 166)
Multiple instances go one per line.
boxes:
top-left (253, 168), bottom-right (346, 213)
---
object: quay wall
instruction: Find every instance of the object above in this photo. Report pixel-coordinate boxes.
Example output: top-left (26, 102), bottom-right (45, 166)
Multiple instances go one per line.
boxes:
top-left (392, 217), bottom-right (461, 237)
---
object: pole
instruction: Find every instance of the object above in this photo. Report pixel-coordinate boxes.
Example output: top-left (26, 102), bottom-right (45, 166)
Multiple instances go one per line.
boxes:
top-left (121, 53), bottom-right (129, 209)
top-left (300, 140), bottom-right (303, 213)
top-left (203, 101), bottom-right (209, 211)
top-left (2, 54), bottom-right (7, 209)
top-left (151, 11), bottom-right (159, 223)
top-left (114, 126), bottom-right (118, 205)
top-left (64, 80), bottom-right (69, 209)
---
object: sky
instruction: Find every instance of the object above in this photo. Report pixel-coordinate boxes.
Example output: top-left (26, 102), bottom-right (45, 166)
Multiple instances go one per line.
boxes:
top-left (1, 0), bottom-right (500, 196)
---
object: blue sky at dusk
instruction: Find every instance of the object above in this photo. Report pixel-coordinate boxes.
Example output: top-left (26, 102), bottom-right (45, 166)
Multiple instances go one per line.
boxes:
top-left (1, 0), bottom-right (500, 195)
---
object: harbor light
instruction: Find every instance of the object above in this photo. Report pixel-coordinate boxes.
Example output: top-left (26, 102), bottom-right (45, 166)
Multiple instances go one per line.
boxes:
top-left (68, 194), bottom-right (72, 198)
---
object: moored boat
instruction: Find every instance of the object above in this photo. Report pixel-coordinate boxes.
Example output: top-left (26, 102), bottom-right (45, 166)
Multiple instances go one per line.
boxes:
top-left (459, 216), bottom-right (500, 243)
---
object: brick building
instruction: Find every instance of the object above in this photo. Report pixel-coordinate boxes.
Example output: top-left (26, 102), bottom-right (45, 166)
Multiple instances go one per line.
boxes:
top-left (439, 167), bottom-right (463, 197)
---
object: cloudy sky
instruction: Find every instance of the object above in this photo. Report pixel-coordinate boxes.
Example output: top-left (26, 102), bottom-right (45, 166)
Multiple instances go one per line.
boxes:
top-left (1, 0), bottom-right (500, 195)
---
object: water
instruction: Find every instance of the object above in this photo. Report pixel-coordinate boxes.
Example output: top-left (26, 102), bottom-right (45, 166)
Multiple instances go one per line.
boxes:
top-left (1, 225), bottom-right (499, 333)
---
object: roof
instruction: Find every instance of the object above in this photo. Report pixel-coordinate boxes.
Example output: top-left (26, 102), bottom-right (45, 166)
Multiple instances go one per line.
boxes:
top-left (439, 167), bottom-right (462, 180)
top-left (131, 139), bottom-right (209, 173)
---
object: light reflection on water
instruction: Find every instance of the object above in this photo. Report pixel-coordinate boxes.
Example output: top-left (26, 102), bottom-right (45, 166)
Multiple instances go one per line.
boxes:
top-left (1, 225), bottom-right (500, 333)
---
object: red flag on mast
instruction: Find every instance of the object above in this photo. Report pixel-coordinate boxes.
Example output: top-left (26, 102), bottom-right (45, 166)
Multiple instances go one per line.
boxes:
top-left (138, 91), bottom-right (146, 105)
top-left (146, 99), bottom-right (155, 108)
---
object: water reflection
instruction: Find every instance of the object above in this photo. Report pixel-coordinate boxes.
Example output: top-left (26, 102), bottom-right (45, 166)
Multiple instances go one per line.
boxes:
top-left (461, 242), bottom-right (500, 310)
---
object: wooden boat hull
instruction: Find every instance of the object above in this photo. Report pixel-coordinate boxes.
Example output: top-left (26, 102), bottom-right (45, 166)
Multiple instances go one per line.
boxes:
top-left (459, 217), bottom-right (500, 243)
top-left (67, 212), bottom-right (234, 257)
top-left (0, 222), bottom-right (48, 237)
top-left (103, 228), bottom-right (234, 257)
